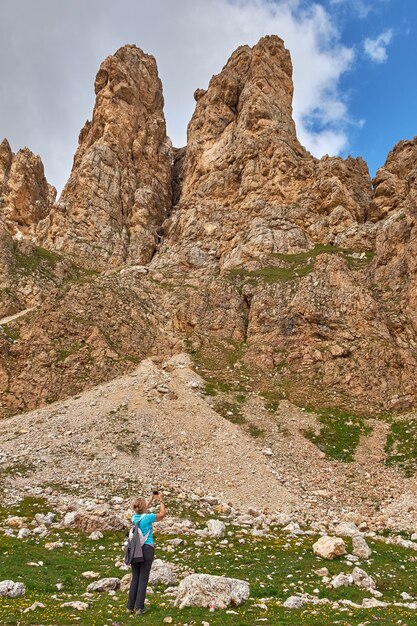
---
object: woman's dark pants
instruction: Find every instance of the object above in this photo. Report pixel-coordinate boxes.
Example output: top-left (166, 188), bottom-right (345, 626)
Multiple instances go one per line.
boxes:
top-left (127, 545), bottom-right (155, 611)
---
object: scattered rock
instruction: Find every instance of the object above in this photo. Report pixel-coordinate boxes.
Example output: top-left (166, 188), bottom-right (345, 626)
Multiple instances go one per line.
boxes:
top-left (334, 522), bottom-right (359, 537)
top-left (61, 601), bottom-right (89, 611)
top-left (313, 536), bottom-right (347, 560)
top-left (206, 519), bottom-right (226, 538)
top-left (173, 574), bottom-right (249, 609)
top-left (352, 567), bottom-right (376, 590)
top-left (331, 573), bottom-right (353, 589)
top-left (5, 516), bottom-right (27, 528)
top-left (81, 571), bottom-right (100, 579)
top-left (120, 574), bottom-right (132, 592)
top-left (34, 512), bottom-right (55, 527)
top-left (23, 602), bottom-right (45, 612)
top-left (73, 511), bottom-right (126, 532)
top-left (149, 559), bottom-right (177, 585)
top-left (86, 578), bottom-right (120, 592)
top-left (89, 530), bottom-right (104, 540)
top-left (352, 534), bottom-right (372, 559)
top-left (0, 580), bottom-right (26, 597)
top-left (283, 595), bottom-right (304, 609)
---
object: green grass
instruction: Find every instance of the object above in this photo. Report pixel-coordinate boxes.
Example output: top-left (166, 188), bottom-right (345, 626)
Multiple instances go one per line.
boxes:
top-left (11, 241), bottom-right (100, 287)
top-left (204, 380), bottom-right (233, 396)
top-left (227, 245), bottom-right (375, 286)
top-left (261, 390), bottom-right (284, 413)
top-left (385, 418), bottom-right (417, 477)
top-left (0, 461), bottom-right (35, 479)
top-left (2, 497), bottom-right (417, 625)
top-left (1, 324), bottom-right (20, 341)
top-left (247, 423), bottom-right (265, 438)
top-left (12, 244), bottom-right (60, 275)
top-left (303, 407), bottom-right (372, 462)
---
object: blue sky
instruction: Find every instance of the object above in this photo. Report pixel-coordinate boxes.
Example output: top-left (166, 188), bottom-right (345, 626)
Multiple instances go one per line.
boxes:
top-left (0, 0), bottom-right (415, 189)
top-left (316, 0), bottom-right (417, 176)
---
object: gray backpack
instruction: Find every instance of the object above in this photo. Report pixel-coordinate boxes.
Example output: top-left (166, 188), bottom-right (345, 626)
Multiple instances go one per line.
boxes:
top-left (124, 515), bottom-right (150, 565)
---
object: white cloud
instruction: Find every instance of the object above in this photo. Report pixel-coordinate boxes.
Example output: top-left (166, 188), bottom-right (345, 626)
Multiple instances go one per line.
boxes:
top-left (0, 0), bottom-right (356, 191)
top-left (363, 29), bottom-right (393, 63)
top-left (329, 0), bottom-right (373, 19)
top-left (298, 128), bottom-right (349, 157)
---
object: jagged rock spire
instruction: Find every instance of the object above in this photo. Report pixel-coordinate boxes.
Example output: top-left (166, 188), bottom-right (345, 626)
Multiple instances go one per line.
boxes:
top-left (44, 45), bottom-right (172, 269)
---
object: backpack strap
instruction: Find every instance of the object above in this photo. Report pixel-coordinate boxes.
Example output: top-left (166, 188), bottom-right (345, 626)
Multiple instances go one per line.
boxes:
top-left (136, 514), bottom-right (151, 545)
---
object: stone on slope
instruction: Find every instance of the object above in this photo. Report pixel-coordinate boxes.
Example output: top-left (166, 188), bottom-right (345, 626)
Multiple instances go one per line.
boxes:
top-left (0, 580), bottom-right (26, 597)
top-left (334, 522), bottom-right (359, 537)
top-left (206, 519), bottom-right (226, 538)
top-left (23, 602), bottom-right (45, 612)
top-left (149, 559), bottom-right (177, 585)
top-left (331, 573), bottom-right (353, 589)
top-left (73, 511), bottom-right (126, 532)
top-left (313, 536), bottom-right (347, 560)
top-left (352, 567), bottom-right (376, 590)
top-left (86, 577), bottom-right (120, 592)
top-left (352, 534), bottom-right (372, 559)
top-left (120, 573), bottom-right (132, 592)
top-left (34, 512), bottom-right (55, 527)
top-left (173, 574), bottom-right (249, 609)
top-left (61, 601), bottom-right (89, 610)
top-left (88, 530), bottom-right (103, 540)
top-left (283, 595), bottom-right (305, 608)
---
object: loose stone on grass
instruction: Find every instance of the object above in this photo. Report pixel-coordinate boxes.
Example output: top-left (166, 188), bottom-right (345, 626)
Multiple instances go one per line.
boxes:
top-left (313, 535), bottom-right (347, 559)
top-left (0, 580), bottom-right (26, 597)
top-left (174, 573), bottom-right (249, 609)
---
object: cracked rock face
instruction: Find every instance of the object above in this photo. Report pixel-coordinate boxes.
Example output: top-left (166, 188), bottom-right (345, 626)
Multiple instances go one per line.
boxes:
top-left (156, 35), bottom-right (373, 270)
top-left (0, 139), bottom-right (56, 239)
top-left (42, 45), bottom-right (172, 270)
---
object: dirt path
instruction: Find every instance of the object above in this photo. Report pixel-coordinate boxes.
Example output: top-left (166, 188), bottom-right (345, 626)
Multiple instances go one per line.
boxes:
top-left (0, 307), bottom-right (34, 325)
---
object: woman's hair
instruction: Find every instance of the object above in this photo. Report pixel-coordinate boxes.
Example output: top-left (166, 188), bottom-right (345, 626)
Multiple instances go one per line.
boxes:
top-left (132, 497), bottom-right (147, 514)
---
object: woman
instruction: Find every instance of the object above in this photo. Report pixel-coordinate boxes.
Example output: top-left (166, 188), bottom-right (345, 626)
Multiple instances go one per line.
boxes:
top-left (126, 491), bottom-right (166, 615)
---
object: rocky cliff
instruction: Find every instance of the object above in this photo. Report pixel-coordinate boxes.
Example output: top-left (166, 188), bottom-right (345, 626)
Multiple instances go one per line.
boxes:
top-left (1, 36), bottom-right (417, 418)
top-left (0, 139), bottom-right (56, 239)
top-left (156, 36), bottom-right (373, 270)
top-left (41, 45), bottom-right (172, 270)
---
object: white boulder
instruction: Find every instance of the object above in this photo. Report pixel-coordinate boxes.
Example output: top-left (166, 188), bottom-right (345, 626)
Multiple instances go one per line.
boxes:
top-left (331, 573), bottom-right (353, 589)
top-left (283, 595), bottom-right (304, 608)
top-left (61, 601), bottom-right (89, 610)
top-left (206, 519), bottom-right (226, 538)
top-left (0, 580), bottom-right (26, 597)
top-left (352, 534), bottom-right (372, 559)
top-left (149, 559), bottom-right (177, 585)
top-left (89, 531), bottom-right (103, 540)
top-left (63, 511), bottom-right (76, 526)
top-left (174, 574), bottom-right (249, 609)
top-left (34, 512), bottom-right (55, 527)
top-left (362, 598), bottom-right (387, 608)
top-left (352, 567), bottom-right (376, 590)
top-left (23, 602), bottom-right (45, 613)
top-left (87, 577), bottom-right (120, 592)
top-left (313, 536), bottom-right (347, 560)
top-left (334, 522), bottom-right (359, 537)
top-left (120, 573), bottom-right (132, 592)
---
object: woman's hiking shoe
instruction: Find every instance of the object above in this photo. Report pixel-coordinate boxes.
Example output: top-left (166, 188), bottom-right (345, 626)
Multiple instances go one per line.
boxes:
top-left (135, 608), bottom-right (148, 615)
